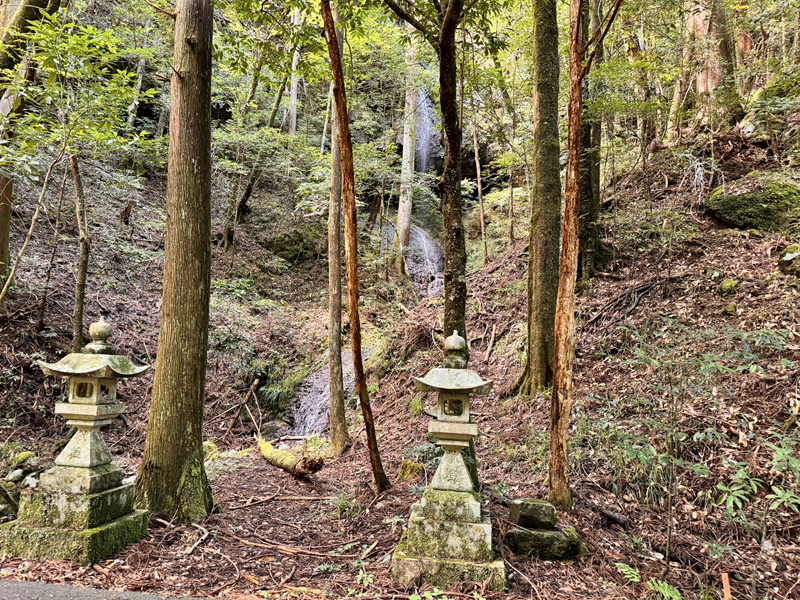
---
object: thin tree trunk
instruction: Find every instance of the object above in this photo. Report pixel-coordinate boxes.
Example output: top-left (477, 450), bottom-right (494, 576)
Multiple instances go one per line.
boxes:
top-left (320, 83), bottom-right (332, 154)
top-left (36, 166), bottom-right (69, 331)
top-left (550, 0), bottom-right (621, 512)
top-left (321, 0), bottom-right (390, 492)
top-left (396, 32), bottom-right (417, 275)
top-left (288, 9), bottom-right (301, 136)
top-left (127, 56), bottom-right (147, 130)
top-left (513, 0), bottom-right (561, 396)
top-left (471, 99), bottom-right (488, 266)
top-left (508, 172), bottom-right (514, 243)
top-left (137, 0), bottom-right (214, 525)
top-left (0, 175), bottom-right (10, 288)
top-left (327, 7), bottom-right (350, 457)
top-left (666, 5), bottom-right (694, 144)
top-left (69, 156), bottom-right (90, 352)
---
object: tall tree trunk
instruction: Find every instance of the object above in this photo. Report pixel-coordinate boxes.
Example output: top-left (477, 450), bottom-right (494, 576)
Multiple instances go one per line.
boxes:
top-left (0, 175), bottom-right (10, 287)
top-left (666, 4), bottom-right (695, 144)
top-left (288, 9), bottom-right (301, 136)
top-left (551, 0), bottom-right (621, 512)
top-left (320, 83), bottom-right (332, 154)
top-left (513, 0), bottom-right (561, 395)
top-left (321, 0), bottom-right (390, 492)
top-left (137, 0), bottom-right (214, 525)
top-left (127, 56), bottom-right (147, 130)
top-left (396, 33), bottom-right (417, 275)
top-left (578, 0), bottom-right (600, 282)
top-left (69, 156), bottom-right (90, 352)
top-left (327, 7), bottom-right (350, 457)
top-left (508, 172), bottom-right (515, 243)
top-left (439, 0), bottom-right (468, 346)
top-left (691, 0), bottom-right (737, 125)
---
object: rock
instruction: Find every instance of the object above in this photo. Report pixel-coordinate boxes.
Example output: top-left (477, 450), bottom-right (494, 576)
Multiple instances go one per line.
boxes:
top-left (23, 474), bottom-right (38, 489)
top-left (0, 504), bottom-right (9, 516)
top-left (719, 279), bottom-right (738, 296)
top-left (725, 302), bottom-right (738, 314)
top-left (396, 459), bottom-right (424, 483)
top-left (780, 244), bottom-right (800, 276)
top-left (5, 469), bottom-right (24, 483)
top-left (11, 452), bottom-right (36, 469)
top-left (509, 499), bottom-right (558, 529)
top-left (503, 525), bottom-right (588, 560)
top-left (785, 126), bottom-right (800, 168)
top-left (202, 441), bottom-right (218, 461)
top-left (739, 111), bottom-right (785, 144)
top-left (705, 169), bottom-right (800, 236)
top-left (706, 268), bottom-right (725, 282)
top-left (260, 420), bottom-right (289, 440)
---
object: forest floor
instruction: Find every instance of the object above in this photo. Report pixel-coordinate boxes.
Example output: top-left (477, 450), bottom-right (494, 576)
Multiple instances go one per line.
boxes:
top-left (0, 133), bottom-right (799, 600)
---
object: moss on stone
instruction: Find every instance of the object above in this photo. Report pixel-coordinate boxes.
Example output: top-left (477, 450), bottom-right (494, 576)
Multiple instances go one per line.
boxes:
top-left (411, 487), bottom-right (481, 522)
top-left (779, 244), bottom-right (800, 276)
top-left (11, 451), bottom-right (36, 469)
top-left (503, 525), bottom-right (587, 561)
top-left (396, 459), bottom-right (424, 483)
top-left (705, 169), bottom-right (800, 237)
top-left (719, 278), bottom-right (738, 296)
top-left (406, 513), bottom-right (493, 562)
top-left (17, 484), bottom-right (134, 529)
top-left (0, 509), bottom-right (148, 565)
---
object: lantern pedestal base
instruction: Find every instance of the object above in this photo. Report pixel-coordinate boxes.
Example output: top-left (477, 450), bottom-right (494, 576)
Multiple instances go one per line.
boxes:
top-left (391, 532), bottom-right (505, 591)
top-left (391, 487), bottom-right (505, 590)
top-left (0, 509), bottom-right (148, 565)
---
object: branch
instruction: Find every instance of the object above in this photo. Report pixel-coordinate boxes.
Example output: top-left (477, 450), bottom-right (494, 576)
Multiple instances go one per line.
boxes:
top-left (582, 0), bottom-right (623, 78)
top-left (382, 0), bottom-right (437, 48)
top-left (440, 0), bottom-right (463, 40)
top-left (143, 0), bottom-right (176, 20)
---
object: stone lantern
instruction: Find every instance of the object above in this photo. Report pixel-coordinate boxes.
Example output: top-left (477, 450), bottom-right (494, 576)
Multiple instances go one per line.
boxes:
top-left (0, 319), bottom-right (150, 565)
top-left (391, 331), bottom-right (505, 591)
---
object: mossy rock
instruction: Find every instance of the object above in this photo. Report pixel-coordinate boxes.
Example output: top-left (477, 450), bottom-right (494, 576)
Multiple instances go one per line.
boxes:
top-left (725, 302), bottom-right (738, 314)
top-left (509, 498), bottom-right (558, 529)
top-left (11, 452), bottom-right (36, 469)
top-left (705, 169), bottom-right (800, 237)
top-left (785, 126), bottom-right (800, 168)
top-left (203, 441), bottom-right (218, 461)
top-left (739, 111), bottom-right (785, 143)
top-left (503, 525), bottom-right (588, 560)
top-left (396, 459), bottom-right (424, 483)
top-left (779, 244), bottom-right (800, 276)
top-left (765, 68), bottom-right (800, 102)
top-left (719, 278), bottom-right (738, 296)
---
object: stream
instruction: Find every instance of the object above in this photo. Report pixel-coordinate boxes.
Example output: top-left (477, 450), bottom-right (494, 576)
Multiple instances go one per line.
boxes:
top-left (288, 226), bottom-right (444, 436)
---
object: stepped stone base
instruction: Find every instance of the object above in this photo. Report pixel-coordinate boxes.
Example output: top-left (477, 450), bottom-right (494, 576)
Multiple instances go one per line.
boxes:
top-left (392, 532), bottom-right (505, 591)
top-left (391, 487), bottom-right (504, 590)
top-left (0, 509), bottom-right (148, 565)
top-left (18, 483), bottom-right (135, 530)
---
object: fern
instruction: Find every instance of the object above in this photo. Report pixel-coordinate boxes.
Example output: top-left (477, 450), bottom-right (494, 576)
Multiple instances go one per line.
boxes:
top-left (614, 563), bottom-right (641, 583)
top-left (647, 579), bottom-right (682, 600)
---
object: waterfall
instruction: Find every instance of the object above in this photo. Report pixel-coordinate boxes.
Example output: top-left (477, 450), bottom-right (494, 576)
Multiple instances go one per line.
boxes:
top-left (414, 91), bottom-right (439, 174)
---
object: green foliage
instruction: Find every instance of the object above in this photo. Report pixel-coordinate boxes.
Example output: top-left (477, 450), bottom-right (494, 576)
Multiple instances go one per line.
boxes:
top-left (614, 562), bottom-right (640, 583)
top-left (331, 492), bottom-right (362, 519)
top-left (646, 579), bottom-right (682, 600)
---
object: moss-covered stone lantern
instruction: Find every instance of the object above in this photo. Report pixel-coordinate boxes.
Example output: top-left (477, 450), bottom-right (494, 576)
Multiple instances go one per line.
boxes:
top-left (391, 331), bottom-right (505, 591)
top-left (0, 319), bottom-right (150, 564)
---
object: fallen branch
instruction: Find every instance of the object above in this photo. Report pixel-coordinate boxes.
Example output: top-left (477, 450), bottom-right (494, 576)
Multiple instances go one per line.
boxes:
top-left (226, 487), bottom-right (280, 511)
top-left (256, 437), bottom-right (324, 477)
top-left (216, 528), bottom-right (359, 559)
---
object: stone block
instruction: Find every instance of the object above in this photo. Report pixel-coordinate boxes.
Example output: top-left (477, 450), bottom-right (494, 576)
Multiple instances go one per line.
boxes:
top-left (409, 488), bottom-right (481, 523)
top-left (392, 532), bottom-right (505, 591)
top-left (509, 498), bottom-right (558, 528)
top-left (0, 509), bottom-right (148, 565)
top-left (503, 525), bottom-right (588, 560)
top-left (17, 483), bottom-right (135, 529)
top-left (430, 448), bottom-right (473, 492)
top-left (407, 510), bottom-right (493, 562)
top-left (38, 464), bottom-right (123, 495)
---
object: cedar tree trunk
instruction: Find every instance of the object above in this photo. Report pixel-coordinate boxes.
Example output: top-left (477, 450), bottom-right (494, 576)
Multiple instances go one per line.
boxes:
top-left (514, 0), bottom-right (561, 395)
top-left (69, 156), bottom-right (90, 352)
top-left (137, 0), bottom-right (214, 524)
top-left (321, 0), bottom-right (390, 492)
top-left (396, 34), bottom-right (417, 274)
top-left (327, 8), bottom-right (350, 456)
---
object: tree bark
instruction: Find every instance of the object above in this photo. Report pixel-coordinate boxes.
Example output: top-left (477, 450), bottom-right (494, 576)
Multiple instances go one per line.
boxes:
top-left (136, 0), bottom-right (214, 525)
top-left (514, 0), bottom-right (561, 395)
top-left (666, 3), bottom-right (695, 144)
top-left (327, 7), bottom-right (350, 457)
top-left (321, 0), bottom-right (390, 493)
top-left (439, 0), bottom-right (468, 345)
top-left (690, 0), bottom-right (737, 124)
top-left (127, 56), bottom-right (147, 130)
top-left (320, 83), bottom-right (332, 154)
top-left (69, 156), bottom-right (90, 352)
top-left (471, 105), bottom-right (488, 266)
top-left (257, 438), bottom-right (324, 477)
top-left (395, 32), bottom-right (417, 275)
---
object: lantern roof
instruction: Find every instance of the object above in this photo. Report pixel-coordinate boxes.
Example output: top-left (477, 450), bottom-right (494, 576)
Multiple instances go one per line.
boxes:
top-left (37, 319), bottom-right (149, 379)
top-left (413, 368), bottom-right (493, 395)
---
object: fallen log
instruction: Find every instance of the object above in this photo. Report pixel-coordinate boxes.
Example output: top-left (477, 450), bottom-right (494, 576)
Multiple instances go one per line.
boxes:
top-left (256, 438), bottom-right (324, 477)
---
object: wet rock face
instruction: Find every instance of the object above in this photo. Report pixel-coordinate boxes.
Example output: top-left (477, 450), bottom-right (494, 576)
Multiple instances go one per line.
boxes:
top-left (739, 111), bottom-right (786, 144)
top-left (509, 498), bottom-right (558, 529)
